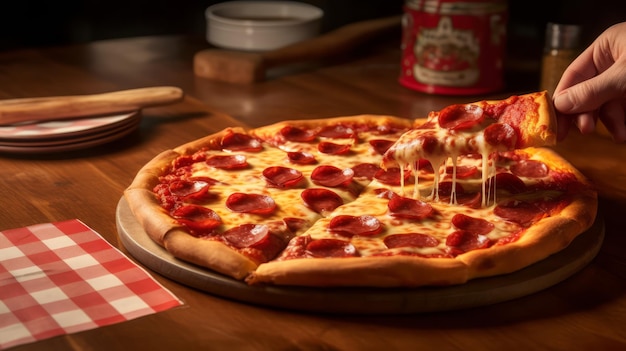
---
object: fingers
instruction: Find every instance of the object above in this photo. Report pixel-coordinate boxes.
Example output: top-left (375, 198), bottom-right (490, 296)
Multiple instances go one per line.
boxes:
top-left (553, 47), bottom-right (597, 97)
top-left (599, 99), bottom-right (626, 143)
top-left (575, 112), bottom-right (597, 135)
top-left (554, 68), bottom-right (622, 115)
top-left (556, 114), bottom-right (571, 141)
top-left (552, 22), bottom-right (626, 142)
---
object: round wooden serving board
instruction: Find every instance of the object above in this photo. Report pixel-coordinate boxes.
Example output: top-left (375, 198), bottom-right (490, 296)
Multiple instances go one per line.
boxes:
top-left (116, 197), bottom-right (604, 315)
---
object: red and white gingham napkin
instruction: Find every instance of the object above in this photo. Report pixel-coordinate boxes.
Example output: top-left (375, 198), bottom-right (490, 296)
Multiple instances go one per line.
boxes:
top-left (0, 219), bottom-right (183, 350)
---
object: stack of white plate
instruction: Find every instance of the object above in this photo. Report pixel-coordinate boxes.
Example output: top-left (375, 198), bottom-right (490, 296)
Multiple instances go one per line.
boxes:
top-left (0, 111), bottom-right (141, 154)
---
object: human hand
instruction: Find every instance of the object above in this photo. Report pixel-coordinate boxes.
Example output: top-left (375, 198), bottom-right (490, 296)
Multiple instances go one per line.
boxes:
top-left (553, 22), bottom-right (626, 142)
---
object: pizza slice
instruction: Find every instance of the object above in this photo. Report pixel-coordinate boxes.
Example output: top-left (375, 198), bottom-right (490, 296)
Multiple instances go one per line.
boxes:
top-left (381, 91), bottom-right (557, 206)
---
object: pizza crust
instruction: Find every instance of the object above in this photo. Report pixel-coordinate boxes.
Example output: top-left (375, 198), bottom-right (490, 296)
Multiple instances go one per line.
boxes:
top-left (164, 230), bottom-right (258, 280)
top-left (251, 114), bottom-right (413, 142)
top-left (247, 255), bottom-right (469, 287)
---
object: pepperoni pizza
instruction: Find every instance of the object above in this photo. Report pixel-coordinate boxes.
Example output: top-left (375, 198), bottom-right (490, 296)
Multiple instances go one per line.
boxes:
top-left (124, 91), bottom-right (597, 287)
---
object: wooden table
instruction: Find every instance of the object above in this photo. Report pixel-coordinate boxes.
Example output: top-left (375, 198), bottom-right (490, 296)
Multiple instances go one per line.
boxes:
top-left (2, 34), bottom-right (625, 350)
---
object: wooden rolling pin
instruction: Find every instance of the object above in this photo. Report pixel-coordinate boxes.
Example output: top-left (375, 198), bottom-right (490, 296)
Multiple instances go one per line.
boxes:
top-left (0, 86), bottom-right (184, 125)
top-left (194, 15), bottom-right (402, 84)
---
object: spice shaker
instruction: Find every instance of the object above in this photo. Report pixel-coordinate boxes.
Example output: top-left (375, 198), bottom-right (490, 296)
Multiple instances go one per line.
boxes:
top-left (540, 23), bottom-right (582, 96)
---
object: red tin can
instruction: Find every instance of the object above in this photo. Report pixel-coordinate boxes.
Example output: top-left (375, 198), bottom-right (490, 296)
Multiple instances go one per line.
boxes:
top-left (400, 0), bottom-right (508, 95)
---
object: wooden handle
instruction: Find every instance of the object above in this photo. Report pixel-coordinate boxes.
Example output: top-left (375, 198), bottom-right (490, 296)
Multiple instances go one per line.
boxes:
top-left (193, 15), bottom-right (402, 84)
top-left (0, 86), bottom-right (184, 125)
top-left (262, 15), bottom-right (402, 68)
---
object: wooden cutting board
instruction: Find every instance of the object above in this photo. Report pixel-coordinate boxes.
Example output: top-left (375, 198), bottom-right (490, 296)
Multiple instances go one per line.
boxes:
top-left (115, 197), bottom-right (604, 315)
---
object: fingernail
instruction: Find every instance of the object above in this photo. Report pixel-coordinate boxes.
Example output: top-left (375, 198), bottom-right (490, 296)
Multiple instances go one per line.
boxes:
top-left (554, 92), bottom-right (574, 112)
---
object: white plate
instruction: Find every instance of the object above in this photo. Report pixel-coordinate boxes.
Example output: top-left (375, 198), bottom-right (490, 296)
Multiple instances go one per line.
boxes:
top-left (0, 111), bottom-right (139, 140)
top-left (0, 117), bottom-right (141, 154)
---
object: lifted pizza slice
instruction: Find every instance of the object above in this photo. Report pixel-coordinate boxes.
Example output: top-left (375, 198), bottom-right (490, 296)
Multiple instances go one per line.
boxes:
top-left (381, 91), bottom-right (557, 206)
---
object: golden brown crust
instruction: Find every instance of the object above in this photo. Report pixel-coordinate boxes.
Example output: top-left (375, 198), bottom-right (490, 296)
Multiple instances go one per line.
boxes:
top-left (125, 149), bottom-right (183, 245)
top-left (164, 230), bottom-right (258, 280)
top-left (124, 188), bottom-right (182, 245)
top-left (251, 114), bottom-right (413, 141)
top-left (247, 255), bottom-right (469, 287)
top-left (173, 126), bottom-right (249, 155)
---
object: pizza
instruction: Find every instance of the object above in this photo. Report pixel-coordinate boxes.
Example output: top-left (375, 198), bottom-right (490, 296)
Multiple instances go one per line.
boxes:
top-left (124, 91), bottom-right (597, 288)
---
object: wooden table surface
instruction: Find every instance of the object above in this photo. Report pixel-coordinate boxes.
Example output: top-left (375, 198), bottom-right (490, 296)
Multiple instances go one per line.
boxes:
top-left (2, 34), bottom-right (625, 351)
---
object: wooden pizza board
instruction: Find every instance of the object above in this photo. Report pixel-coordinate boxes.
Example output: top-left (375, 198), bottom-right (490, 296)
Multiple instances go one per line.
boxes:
top-left (115, 197), bottom-right (604, 315)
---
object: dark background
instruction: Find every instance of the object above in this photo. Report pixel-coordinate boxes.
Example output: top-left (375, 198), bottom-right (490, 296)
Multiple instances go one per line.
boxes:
top-left (0, 0), bottom-right (624, 57)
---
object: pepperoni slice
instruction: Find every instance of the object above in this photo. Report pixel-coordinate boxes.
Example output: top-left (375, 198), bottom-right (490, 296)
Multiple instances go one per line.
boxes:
top-left (374, 167), bottom-right (410, 186)
top-left (172, 204), bottom-right (222, 233)
top-left (451, 213), bottom-right (494, 235)
top-left (280, 125), bottom-right (317, 142)
top-left (416, 159), bottom-right (434, 173)
top-left (318, 141), bottom-right (351, 155)
top-left (225, 193), bottom-right (276, 215)
top-left (510, 159), bottom-right (549, 178)
top-left (446, 230), bottom-right (491, 255)
top-left (383, 233), bottom-right (439, 249)
top-left (318, 124), bottom-right (355, 139)
top-left (420, 134), bottom-right (442, 155)
top-left (168, 178), bottom-right (215, 200)
top-left (494, 200), bottom-right (545, 226)
top-left (221, 131), bottom-right (263, 152)
top-left (329, 215), bottom-right (383, 237)
top-left (222, 224), bottom-right (270, 248)
top-left (224, 223), bottom-right (290, 262)
top-left (311, 165), bottom-right (354, 187)
top-left (387, 194), bottom-right (433, 220)
top-left (287, 151), bottom-right (317, 165)
top-left (352, 163), bottom-right (381, 179)
top-left (306, 238), bottom-right (359, 258)
top-left (484, 123), bottom-right (517, 150)
top-left (263, 166), bottom-right (304, 188)
top-left (457, 192), bottom-right (482, 208)
top-left (438, 181), bottom-right (465, 197)
top-left (173, 155), bottom-right (195, 168)
top-left (369, 139), bottom-right (395, 155)
top-left (283, 217), bottom-right (310, 234)
top-left (493, 172), bottom-right (527, 193)
top-left (206, 154), bottom-right (248, 169)
top-left (301, 188), bottom-right (343, 214)
top-left (374, 188), bottom-right (394, 199)
top-left (372, 123), bottom-right (407, 135)
top-left (438, 104), bottom-right (485, 130)
top-left (446, 165), bottom-right (478, 179)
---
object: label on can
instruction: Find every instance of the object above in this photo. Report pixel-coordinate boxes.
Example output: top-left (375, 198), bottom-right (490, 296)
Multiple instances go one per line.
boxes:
top-left (400, 0), bottom-right (508, 95)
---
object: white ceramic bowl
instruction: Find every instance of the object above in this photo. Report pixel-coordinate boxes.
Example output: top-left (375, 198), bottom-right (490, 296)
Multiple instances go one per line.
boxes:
top-left (205, 1), bottom-right (323, 51)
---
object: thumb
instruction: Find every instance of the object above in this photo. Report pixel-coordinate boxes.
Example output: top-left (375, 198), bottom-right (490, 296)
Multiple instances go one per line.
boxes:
top-left (554, 63), bottom-right (626, 114)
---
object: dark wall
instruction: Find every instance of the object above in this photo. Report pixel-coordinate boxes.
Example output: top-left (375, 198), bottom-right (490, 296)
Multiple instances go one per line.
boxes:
top-left (0, 0), bottom-right (624, 51)
top-left (0, 1), bottom-right (404, 50)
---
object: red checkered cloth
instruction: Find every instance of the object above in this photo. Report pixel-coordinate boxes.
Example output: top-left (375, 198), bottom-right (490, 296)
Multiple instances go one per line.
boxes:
top-left (0, 219), bottom-right (183, 350)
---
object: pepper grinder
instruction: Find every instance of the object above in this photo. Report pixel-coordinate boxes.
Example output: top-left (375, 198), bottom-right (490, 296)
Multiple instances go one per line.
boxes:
top-left (540, 22), bottom-right (582, 96)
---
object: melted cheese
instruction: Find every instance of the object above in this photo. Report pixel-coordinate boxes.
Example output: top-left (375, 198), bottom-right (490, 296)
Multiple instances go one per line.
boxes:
top-left (386, 118), bottom-right (505, 207)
